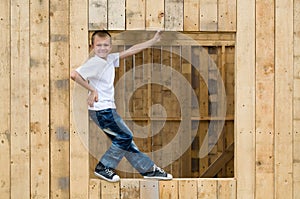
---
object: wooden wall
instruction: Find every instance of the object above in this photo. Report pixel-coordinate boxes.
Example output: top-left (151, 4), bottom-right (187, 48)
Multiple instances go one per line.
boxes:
top-left (0, 0), bottom-right (299, 199)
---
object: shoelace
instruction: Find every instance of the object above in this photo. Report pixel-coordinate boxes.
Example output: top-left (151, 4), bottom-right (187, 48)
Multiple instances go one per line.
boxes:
top-left (104, 168), bottom-right (115, 177)
top-left (154, 165), bottom-right (165, 174)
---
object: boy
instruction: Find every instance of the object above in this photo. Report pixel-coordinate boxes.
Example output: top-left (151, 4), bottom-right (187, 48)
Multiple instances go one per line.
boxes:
top-left (70, 30), bottom-right (173, 182)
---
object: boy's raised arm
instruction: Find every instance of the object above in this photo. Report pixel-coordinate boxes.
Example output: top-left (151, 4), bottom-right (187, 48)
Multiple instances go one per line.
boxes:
top-left (70, 70), bottom-right (98, 107)
top-left (119, 30), bottom-right (162, 59)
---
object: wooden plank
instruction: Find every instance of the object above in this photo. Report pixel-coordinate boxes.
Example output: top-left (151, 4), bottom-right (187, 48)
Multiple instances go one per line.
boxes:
top-left (146, 0), bottom-right (164, 30)
top-left (89, 0), bottom-right (107, 30)
top-left (126, 0), bottom-right (145, 30)
top-left (255, 0), bottom-right (275, 198)
top-left (217, 179), bottom-right (236, 199)
top-left (178, 179), bottom-right (197, 199)
top-left (275, 0), bottom-right (293, 198)
top-left (111, 32), bottom-right (235, 44)
top-left (171, 46), bottom-right (182, 178)
top-left (0, 0), bottom-right (10, 197)
top-left (218, 0), bottom-right (236, 31)
top-left (10, 0), bottom-right (30, 198)
top-left (70, 0), bottom-right (89, 198)
top-left (200, 0), bottom-right (218, 31)
top-left (198, 47), bottom-right (209, 176)
top-left (198, 179), bottom-right (217, 199)
top-left (140, 180), bottom-right (159, 199)
top-left (294, 121), bottom-right (300, 199)
top-left (294, 1), bottom-right (300, 198)
top-left (235, 0), bottom-right (256, 198)
top-left (165, 0), bottom-right (183, 31)
top-left (101, 180), bottom-right (120, 199)
top-left (89, 179), bottom-right (101, 199)
top-left (181, 46), bottom-right (192, 177)
top-left (120, 179), bottom-right (140, 199)
top-left (108, 0), bottom-right (125, 30)
top-left (30, 0), bottom-right (50, 198)
top-left (159, 180), bottom-right (178, 199)
top-left (184, 0), bottom-right (199, 31)
top-left (50, 0), bottom-right (70, 198)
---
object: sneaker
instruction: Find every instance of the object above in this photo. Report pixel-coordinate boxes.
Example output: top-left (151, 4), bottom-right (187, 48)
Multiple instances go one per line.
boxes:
top-left (94, 162), bottom-right (120, 182)
top-left (142, 165), bottom-right (173, 180)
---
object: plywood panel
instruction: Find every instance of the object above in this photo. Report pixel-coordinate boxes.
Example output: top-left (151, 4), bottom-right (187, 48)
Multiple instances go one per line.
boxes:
top-left (89, 0), bottom-right (107, 30)
top-left (184, 0), bottom-right (199, 31)
top-left (108, 0), bottom-right (125, 30)
top-left (275, 0), bottom-right (293, 198)
top-left (200, 0), bottom-right (218, 31)
top-left (126, 0), bottom-right (145, 30)
top-left (30, 0), bottom-right (50, 198)
top-left (165, 0), bottom-right (183, 31)
top-left (10, 0), bottom-right (30, 198)
top-left (146, 0), bottom-right (164, 30)
top-left (50, 0), bottom-right (70, 198)
top-left (70, 0), bottom-right (89, 198)
top-left (235, 0), bottom-right (255, 198)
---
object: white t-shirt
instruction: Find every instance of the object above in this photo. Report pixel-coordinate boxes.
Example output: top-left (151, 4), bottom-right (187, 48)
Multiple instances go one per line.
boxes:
top-left (76, 53), bottom-right (120, 110)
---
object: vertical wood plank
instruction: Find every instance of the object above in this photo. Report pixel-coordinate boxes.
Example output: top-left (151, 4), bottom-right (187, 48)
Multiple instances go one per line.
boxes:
top-left (294, 121), bottom-right (300, 199)
top-left (294, 1), bottom-right (300, 198)
top-left (178, 179), bottom-right (197, 199)
top-left (50, 0), bottom-right (70, 198)
top-left (126, 0), bottom-right (145, 30)
top-left (255, 1), bottom-right (275, 198)
top-left (10, 0), bottom-right (30, 198)
top-left (218, 0), bottom-right (236, 31)
top-left (235, 0), bottom-right (256, 198)
top-left (70, 0), bottom-right (89, 198)
top-left (200, 0), bottom-right (218, 31)
top-left (140, 180), bottom-right (159, 199)
top-left (0, 0), bottom-right (10, 198)
top-left (171, 46), bottom-right (182, 178)
top-left (101, 180), bottom-right (120, 199)
top-left (275, 0), bottom-right (294, 198)
top-left (120, 179), bottom-right (140, 199)
top-left (146, 0), bottom-right (164, 30)
top-left (181, 46), bottom-right (192, 177)
top-left (159, 180), bottom-right (178, 199)
top-left (108, 0), bottom-right (125, 30)
top-left (198, 47), bottom-right (209, 176)
top-left (165, 0), bottom-right (183, 31)
top-left (217, 179), bottom-right (236, 199)
top-left (89, 0), bottom-right (107, 30)
top-left (184, 0), bottom-right (199, 31)
top-left (30, 0), bottom-right (50, 198)
top-left (198, 179), bottom-right (217, 199)
top-left (89, 179), bottom-right (101, 199)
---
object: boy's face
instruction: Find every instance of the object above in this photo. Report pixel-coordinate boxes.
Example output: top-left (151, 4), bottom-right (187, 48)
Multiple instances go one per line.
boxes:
top-left (92, 35), bottom-right (112, 59)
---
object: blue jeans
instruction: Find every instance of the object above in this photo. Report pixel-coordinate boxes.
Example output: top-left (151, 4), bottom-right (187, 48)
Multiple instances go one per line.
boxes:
top-left (89, 109), bottom-right (154, 174)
